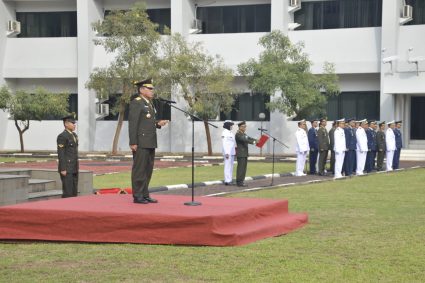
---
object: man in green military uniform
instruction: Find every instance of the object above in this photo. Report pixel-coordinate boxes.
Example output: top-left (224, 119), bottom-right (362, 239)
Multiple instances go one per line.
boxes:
top-left (317, 118), bottom-right (330, 176)
top-left (376, 121), bottom-right (386, 171)
top-left (129, 78), bottom-right (168, 204)
top-left (235, 121), bottom-right (257, 187)
top-left (57, 115), bottom-right (79, 198)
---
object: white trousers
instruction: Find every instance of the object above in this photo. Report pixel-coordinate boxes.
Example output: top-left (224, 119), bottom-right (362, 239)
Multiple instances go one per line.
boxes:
top-left (334, 151), bottom-right (345, 178)
top-left (386, 150), bottom-right (394, 171)
top-left (295, 152), bottom-right (307, 176)
top-left (356, 151), bottom-right (367, 175)
top-left (223, 155), bottom-right (235, 183)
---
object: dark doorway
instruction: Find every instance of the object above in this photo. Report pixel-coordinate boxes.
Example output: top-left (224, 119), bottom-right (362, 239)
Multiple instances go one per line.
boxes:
top-left (410, 96), bottom-right (425, 139)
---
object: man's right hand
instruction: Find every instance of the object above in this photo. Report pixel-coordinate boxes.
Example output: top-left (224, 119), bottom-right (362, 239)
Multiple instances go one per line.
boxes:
top-left (130, 144), bottom-right (138, 152)
top-left (225, 154), bottom-right (229, 159)
top-left (60, 170), bottom-right (67, 176)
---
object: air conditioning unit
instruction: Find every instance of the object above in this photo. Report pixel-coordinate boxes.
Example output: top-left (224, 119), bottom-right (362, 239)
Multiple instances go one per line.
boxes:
top-left (97, 103), bottom-right (109, 115)
top-left (189, 19), bottom-right (202, 34)
top-left (290, 0), bottom-right (300, 7)
top-left (402, 5), bottom-right (413, 18)
top-left (288, 0), bottom-right (301, 13)
top-left (7, 20), bottom-right (21, 34)
top-left (400, 5), bottom-right (413, 25)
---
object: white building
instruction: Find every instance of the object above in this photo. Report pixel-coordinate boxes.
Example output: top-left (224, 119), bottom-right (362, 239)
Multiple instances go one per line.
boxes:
top-left (0, 0), bottom-right (424, 154)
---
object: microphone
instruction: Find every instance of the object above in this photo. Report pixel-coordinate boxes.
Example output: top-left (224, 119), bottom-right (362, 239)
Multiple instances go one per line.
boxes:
top-left (158, 97), bottom-right (176, 104)
top-left (258, 128), bottom-right (267, 131)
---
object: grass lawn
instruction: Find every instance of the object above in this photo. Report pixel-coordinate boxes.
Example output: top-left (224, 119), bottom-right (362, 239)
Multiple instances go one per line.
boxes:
top-left (93, 161), bottom-right (296, 188)
top-left (1, 169), bottom-right (424, 282)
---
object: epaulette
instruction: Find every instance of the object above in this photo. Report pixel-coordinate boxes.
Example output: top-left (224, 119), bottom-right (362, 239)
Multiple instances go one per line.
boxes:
top-left (135, 97), bottom-right (141, 100)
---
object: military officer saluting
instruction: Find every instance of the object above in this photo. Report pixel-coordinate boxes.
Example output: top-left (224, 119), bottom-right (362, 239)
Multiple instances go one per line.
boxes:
top-left (57, 114), bottom-right (79, 198)
top-left (235, 121), bottom-right (257, 187)
top-left (129, 78), bottom-right (168, 204)
top-left (393, 120), bottom-right (403, 169)
top-left (376, 121), bottom-right (386, 171)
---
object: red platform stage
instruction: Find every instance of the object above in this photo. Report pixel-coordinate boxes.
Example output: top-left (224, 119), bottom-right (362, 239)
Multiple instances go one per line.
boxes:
top-left (0, 195), bottom-right (307, 246)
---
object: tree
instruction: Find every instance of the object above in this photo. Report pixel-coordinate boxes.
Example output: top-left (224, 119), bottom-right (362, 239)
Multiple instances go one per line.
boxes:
top-left (156, 34), bottom-right (236, 155)
top-left (238, 30), bottom-right (339, 119)
top-left (86, 2), bottom-right (162, 154)
top-left (0, 86), bottom-right (69, 152)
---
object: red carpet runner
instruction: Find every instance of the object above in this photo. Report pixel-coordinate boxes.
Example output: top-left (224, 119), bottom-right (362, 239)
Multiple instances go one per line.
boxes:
top-left (0, 195), bottom-right (308, 246)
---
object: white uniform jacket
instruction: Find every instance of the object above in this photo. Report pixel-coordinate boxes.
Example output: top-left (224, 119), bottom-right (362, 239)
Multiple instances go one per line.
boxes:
top-left (222, 129), bottom-right (236, 156)
top-left (334, 127), bottom-right (346, 153)
top-left (295, 128), bottom-right (310, 153)
top-left (385, 128), bottom-right (396, 151)
top-left (356, 127), bottom-right (368, 152)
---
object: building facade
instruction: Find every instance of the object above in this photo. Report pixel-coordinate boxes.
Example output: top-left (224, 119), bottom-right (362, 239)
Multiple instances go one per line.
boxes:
top-left (0, 0), bottom-right (424, 154)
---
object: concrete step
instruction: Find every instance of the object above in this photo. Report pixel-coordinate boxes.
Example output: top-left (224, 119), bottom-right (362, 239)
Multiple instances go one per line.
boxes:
top-left (400, 149), bottom-right (425, 161)
top-left (0, 168), bottom-right (31, 176)
top-left (28, 179), bottom-right (56, 193)
top-left (28, 189), bottom-right (62, 201)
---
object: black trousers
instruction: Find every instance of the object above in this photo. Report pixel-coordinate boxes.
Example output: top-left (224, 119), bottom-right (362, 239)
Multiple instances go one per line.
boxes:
top-left (60, 172), bottom-right (78, 198)
top-left (330, 150), bottom-right (335, 173)
top-left (132, 148), bottom-right (155, 200)
top-left (318, 150), bottom-right (328, 174)
top-left (309, 150), bottom-right (318, 174)
top-left (236, 157), bottom-right (248, 185)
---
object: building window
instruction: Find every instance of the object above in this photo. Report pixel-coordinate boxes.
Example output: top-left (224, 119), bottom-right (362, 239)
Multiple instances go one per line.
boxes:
top-left (197, 4), bottom-right (271, 34)
top-left (220, 93), bottom-right (270, 121)
top-left (16, 12), bottom-right (77, 37)
top-left (104, 9), bottom-right (171, 34)
top-left (101, 95), bottom-right (171, 121)
top-left (410, 97), bottom-right (425, 140)
top-left (294, 0), bottom-right (382, 30)
top-left (406, 0), bottom-right (425, 25)
top-left (325, 91), bottom-right (380, 121)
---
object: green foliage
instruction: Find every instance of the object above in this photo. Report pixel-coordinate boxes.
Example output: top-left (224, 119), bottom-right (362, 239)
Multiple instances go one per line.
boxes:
top-left (157, 33), bottom-right (236, 120)
top-left (0, 86), bottom-right (69, 122)
top-left (238, 30), bottom-right (340, 118)
top-left (87, 2), bottom-right (162, 106)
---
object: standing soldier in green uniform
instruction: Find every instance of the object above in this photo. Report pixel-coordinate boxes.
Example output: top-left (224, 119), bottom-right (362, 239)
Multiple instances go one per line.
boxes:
top-left (57, 115), bottom-right (79, 198)
top-left (317, 118), bottom-right (330, 176)
top-left (235, 121), bottom-right (257, 187)
top-left (129, 78), bottom-right (168, 204)
top-left (328, 121), bottom-right (337, 175)
top-left (376, 121), bottom-right (386, 171)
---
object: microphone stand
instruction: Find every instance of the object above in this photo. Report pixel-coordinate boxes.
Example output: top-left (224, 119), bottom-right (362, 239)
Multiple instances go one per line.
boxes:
top-left (164, 101), bottom-right (217, 206)
top-left (261, 131), bottom-right (289, 186)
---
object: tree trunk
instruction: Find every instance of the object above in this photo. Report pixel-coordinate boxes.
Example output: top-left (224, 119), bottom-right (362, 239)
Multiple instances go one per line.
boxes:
top-left (204, 120), bottom-right (213, 156)
top-left (14, 120), bottom-right (29, 153)
top-left (111, 100), bottom-right (127, 155)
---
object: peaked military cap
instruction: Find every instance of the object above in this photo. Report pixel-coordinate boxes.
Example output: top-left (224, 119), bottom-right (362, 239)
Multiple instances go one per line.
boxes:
top-left (395, 120), bottom-right (402, 124)
top-left (133, 78), bottom-right (154, 89)
top-left (387, 120), bottom-right (395, 125)
top-left (62, 114), bottom-right (76, 123)
top-left (379, 121), bottom-right (386, 126)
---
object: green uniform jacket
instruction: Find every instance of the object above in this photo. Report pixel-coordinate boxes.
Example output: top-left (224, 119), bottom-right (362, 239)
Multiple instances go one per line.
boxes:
top-left (128, 96), bottom-right (161, 149)
top-left (318, 126), bottom-right (330, 151)
top-left (57, 130), bottom-right (79, 173)
top-left (376, 130), bottom-right (386, 151)
top-left (235, 131), bottom-right (256, 157)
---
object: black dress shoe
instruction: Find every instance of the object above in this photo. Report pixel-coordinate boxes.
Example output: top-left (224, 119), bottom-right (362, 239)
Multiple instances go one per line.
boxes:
top-left (134, 198), bottom-right (149, 204)
top-left (144, 197), bottom-right (158, 203)
top-left (237, 183), bottom-right (247, 187)
top-left (224, 182), bottom-right (233, 186)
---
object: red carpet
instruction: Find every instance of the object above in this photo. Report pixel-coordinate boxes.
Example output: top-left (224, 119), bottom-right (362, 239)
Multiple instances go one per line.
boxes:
top-left (0, 195), bottom-right (307, 246)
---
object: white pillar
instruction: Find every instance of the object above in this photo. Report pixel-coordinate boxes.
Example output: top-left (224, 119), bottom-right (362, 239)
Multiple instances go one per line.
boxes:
top-left (380, 0), bottom-right (401, 122)
top-left (76, 0), bottom-right (103, 151)
top-left (271, 0), bottom-right (289, 33)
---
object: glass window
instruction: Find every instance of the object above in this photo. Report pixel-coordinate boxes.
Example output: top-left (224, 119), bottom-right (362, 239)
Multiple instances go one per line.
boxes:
top-left (295, 0), bottom-right (382, 30)
top-left (410, 97), bottom-right (425, 139)
top-left (406, 0), bottom-right (425, 25)
top-left (104, 9), bottom-right (171, 34)
top-left (17, 12), bottom-right (77, 37)
top-left (198, 4), bottom-right (271, 34)
top-left (325, 91), bottom-right (380, 121)
top-left (220, 93), bottom-right (270, 121)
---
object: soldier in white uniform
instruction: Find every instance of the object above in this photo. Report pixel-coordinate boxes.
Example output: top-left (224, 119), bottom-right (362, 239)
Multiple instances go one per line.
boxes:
top-left (355, 119), bottom-right (368, 175)
top-left (385, 120), bottom-right (396, 171)
top-left (222, 120), bottom-right (236, 185)
top-left (334, 118), bottom-right (347, 179)
top-left (295, 119), bottom-right (309, 176)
